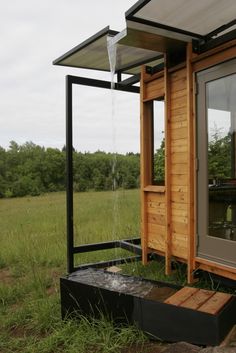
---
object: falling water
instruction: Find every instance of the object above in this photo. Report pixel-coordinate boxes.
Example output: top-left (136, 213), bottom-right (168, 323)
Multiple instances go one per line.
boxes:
top-left (107, 36), bottom-right (119, 244)
top-left (107, 36), bottom-right (139, 274)
top-left (107, 36), bottom-right (117, 90)
top-left (107, 36), bottom-right (117, 190)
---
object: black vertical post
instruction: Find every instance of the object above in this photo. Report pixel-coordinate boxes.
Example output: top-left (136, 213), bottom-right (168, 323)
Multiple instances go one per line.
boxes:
top-left (66, 76), bottom-right (74, 273)
top-left (117, 71), bottom-right (122, 83)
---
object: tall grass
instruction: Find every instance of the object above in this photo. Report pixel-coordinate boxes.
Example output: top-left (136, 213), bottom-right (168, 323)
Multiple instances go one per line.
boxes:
top-left (0, 190), bottom-right (150, 353)
top-left (1, 190), bottom-right (233, 353)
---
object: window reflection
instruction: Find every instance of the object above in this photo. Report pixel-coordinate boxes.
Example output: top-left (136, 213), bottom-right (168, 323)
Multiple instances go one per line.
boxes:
top-left (207, 73), bottom-right (236, 241)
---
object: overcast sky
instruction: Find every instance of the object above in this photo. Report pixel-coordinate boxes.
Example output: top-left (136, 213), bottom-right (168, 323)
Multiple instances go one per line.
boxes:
top-left (0, 0), bottom-right (145, 153)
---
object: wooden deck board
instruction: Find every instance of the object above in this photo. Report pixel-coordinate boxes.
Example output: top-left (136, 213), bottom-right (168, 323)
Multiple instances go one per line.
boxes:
top-left (198, 292), bottom-right (233, 315)
top-left (181, 289), bottom-right (215, 310)
top-left (164, 287), bottom-right (198, 306)
top-left (164, 286), bottom-right (233, 315)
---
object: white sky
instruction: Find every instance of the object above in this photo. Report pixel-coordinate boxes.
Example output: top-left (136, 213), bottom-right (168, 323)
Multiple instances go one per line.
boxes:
top-left (0, 0), bottom-right (149, 153)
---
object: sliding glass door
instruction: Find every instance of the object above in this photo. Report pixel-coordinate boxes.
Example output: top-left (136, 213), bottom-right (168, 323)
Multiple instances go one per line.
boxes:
top-left (197, 58), bottom-right (236, 267)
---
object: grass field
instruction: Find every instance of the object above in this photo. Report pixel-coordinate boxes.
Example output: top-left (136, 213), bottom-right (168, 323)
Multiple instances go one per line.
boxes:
top-left (0, 190), bottom-right (158, 353)
top-left (1, 190), bottom-right (234, 353)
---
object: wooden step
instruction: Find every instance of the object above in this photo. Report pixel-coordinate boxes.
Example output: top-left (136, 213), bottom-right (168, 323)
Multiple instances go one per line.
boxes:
top-left (164, 286), bottom-right (233, 315)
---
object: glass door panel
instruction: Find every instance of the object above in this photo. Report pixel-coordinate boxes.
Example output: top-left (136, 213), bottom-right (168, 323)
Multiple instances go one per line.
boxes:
top-left (197, 59), bottom-right (236, 268)
top-left (207, 74), bottom-right (236, 242)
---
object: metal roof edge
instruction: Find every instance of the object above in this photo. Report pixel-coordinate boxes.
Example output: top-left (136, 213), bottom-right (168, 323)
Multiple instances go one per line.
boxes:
top-left (125, 0), bottom-right (236, 43)
top-left (53, 26), bottom-right (118, 66)
top-left (126, 16), bottom-right (203, 41)
top-left (125, 0), bottom-right (151, 19)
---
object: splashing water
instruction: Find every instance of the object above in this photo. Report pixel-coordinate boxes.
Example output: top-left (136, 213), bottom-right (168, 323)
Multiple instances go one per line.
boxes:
top-left (71, 269), bottom-right (155, 297)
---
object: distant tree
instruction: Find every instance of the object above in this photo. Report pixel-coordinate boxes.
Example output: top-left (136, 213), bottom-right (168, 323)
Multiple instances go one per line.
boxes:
top-left (0, 175), bottom-right (7, 198)
top-left (154, 139), bottom-right (165, 184)
top-left (42, 148), bottom-right (65, 191)
top-left (93, 168), bottom-right (106, 191)
top-left (9, 140), bottom-right (19, 152)
top-left (208, 130), bottom-right (231, 179)
top-left (0, 141), bottom-right (142, 197)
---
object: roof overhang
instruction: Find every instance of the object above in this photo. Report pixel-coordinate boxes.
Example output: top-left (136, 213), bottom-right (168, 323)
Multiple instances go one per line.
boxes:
top-left (125, 0), bottom-right (236, 41)
top-left (53, 26), bottom-right (164, 75)
top-left (53, 0), bottom-right (236, 76)
top-left (53, 27), bottom-right (117, 72)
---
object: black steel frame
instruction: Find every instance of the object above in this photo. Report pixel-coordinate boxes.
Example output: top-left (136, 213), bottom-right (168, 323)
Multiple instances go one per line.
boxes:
top-left (66, 75), bottom-right (141, 273)
top-left (65, 75), bottom-right (236, 288)
top-left (146, 62), bottom-right (164, 75)
top-left (192, 29), bottom-right (236, 54)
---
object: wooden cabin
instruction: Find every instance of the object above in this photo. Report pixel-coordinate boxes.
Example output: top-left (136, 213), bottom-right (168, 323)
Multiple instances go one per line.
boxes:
top-left (140, 45), bottom-right (236, 283)
top-left (54, 0), bottom-right (236, 284)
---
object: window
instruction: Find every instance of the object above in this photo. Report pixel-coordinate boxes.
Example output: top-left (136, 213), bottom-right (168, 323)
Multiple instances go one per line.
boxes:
top-left (153, 100), bottom-right (165, 185)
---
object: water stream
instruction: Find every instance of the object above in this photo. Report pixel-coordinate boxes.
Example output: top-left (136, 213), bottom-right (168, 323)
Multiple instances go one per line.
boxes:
top-left (107, 36), bottom-right (117, 90)
top-left (107, 36), bottom-right (117, 191)
top-left (107, 36), bottom-right (119, 245)
top-left (107, 35), bottom-right (139, 272)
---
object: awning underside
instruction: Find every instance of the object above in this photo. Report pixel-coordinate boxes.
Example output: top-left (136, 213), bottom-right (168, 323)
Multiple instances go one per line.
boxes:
top-left (53, 27), bottom-right (163, 75)
top-left (53, 0), bottom-right (236, 76)
top-left (126, 0), bottom-right (236, 39)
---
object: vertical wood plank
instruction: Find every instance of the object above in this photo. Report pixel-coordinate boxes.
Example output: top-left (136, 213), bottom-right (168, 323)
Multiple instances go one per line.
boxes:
top-left (164, 55), bottom-right (172, 275)
top-left (186, 43), bottom-right (195, 283)
top-left (140, 66), bottom-right (152, 264)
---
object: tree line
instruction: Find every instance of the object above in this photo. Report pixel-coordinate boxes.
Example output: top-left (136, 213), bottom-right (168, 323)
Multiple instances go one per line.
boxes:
top-left (0, 129), bottom-right (230, 198)
top-left (0, 141), bottom-right (140, 198)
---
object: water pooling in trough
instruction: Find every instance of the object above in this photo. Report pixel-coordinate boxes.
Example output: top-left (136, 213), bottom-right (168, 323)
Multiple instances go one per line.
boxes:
top-left (70, 268), bottom-right (177, 300)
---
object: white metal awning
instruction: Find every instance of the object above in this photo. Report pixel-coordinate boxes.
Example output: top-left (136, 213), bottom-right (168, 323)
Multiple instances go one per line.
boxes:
top-left (53, 1), bottom-right (236, 75)
top-left (126, 0), bottom-right (236, 41)
top-left (53, 26), bottom-right (163, 75)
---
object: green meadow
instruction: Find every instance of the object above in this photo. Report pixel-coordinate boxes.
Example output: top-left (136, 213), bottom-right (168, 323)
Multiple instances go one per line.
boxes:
top-left (1, 190), bottom-right (234, 353)
top-left (0, 190), bottom-right (154, 353)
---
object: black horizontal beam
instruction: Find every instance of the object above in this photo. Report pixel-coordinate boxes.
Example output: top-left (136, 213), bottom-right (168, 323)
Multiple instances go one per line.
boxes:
top-left (67, 75), bottom-right (139, 94)
top-left (192, 29), bottom-right (236, 54)
top-left (118, 74), bottom-right (140, 87)
top-left (119, 240), bottom-right (142, 255)
top-left (124, 237), bottom-right (141, 245)
top-left (205, 19), bottom-right (236, 41)
top-left (146, 62), bottom-right (164, 75)
top-left (118, 54), bottom-right (163, 76)
top-left (73, 237), bottom-right (141, 254)
top-left (73, 240), bottom-right (118, 254)
top-left (73, 255), bottom-right (142, 271)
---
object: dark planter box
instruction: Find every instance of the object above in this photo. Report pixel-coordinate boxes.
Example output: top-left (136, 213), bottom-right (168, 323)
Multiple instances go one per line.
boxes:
top-left (60, 268), bottom-right (236, 346)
